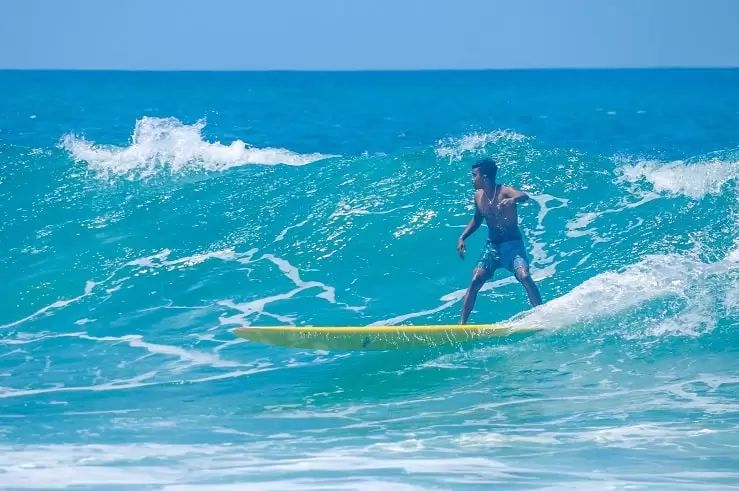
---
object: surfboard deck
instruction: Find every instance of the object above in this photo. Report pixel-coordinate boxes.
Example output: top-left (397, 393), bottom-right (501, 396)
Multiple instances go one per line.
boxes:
top-left (232, 323), bottom-right (542, 351)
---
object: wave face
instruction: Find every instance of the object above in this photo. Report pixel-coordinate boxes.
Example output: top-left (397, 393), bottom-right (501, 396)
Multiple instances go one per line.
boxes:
top-left (2, 69), bottom-right (739, 490)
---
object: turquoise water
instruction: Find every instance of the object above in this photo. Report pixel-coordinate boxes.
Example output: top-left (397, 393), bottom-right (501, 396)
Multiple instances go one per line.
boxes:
top-left (2, 69), bottom-right (739, 490)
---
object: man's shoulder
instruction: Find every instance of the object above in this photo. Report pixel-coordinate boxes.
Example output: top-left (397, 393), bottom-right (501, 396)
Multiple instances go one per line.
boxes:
top-left (472, 189), bottom-right (483, 211)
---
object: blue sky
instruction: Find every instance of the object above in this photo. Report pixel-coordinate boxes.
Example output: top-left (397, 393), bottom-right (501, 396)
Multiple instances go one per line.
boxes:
top-left (2, 0), bottom-right (738, 70)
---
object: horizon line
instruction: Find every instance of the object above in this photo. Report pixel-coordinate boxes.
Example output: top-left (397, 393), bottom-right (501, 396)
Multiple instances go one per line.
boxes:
top-left (2, 65), bottom-right (739, 73)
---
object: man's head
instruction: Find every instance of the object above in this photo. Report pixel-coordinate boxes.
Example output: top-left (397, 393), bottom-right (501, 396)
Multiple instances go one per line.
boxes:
top-left (471, 158), bottom-right (498, 189)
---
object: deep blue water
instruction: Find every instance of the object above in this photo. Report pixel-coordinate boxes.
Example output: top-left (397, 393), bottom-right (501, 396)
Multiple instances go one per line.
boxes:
top-left (2, 69), bottom-right (739, 490)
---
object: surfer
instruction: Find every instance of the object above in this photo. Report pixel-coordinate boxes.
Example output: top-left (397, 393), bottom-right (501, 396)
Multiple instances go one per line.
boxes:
top-left (457, 158), bottom-right (542, 324)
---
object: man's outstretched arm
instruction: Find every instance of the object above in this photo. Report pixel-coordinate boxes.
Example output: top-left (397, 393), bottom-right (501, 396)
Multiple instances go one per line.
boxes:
top-left (507, 185), bottom-right (530, 203)
top-left (497, 186), bottom-right (530, 208)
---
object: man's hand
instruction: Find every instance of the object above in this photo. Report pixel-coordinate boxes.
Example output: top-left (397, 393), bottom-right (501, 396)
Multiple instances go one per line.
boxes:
top-left (497, 197), bottom-right (515, 208)
top-left (457, 237), bottom-right (466, 259)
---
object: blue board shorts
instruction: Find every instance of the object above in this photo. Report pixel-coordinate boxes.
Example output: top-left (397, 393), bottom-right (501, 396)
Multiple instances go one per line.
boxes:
top-left (475, 239), bottom-right (530, 274)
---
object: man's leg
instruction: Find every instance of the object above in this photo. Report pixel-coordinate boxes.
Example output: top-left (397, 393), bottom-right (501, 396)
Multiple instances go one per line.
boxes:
top-left (504, 242), bottom-right (542, 308)
top-left (460, 267), bottom-right (492, 324)
top-left (514, 265), bottom-right (542, 307)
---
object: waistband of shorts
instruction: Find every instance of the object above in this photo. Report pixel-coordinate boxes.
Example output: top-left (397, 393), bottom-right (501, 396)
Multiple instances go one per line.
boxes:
top-left (487, 238), bottom-right (524, 247)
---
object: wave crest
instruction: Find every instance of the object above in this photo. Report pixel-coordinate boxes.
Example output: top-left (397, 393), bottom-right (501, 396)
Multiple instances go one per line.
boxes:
top-left (434, 130), bottom-right (527, 162)
top-left (616, 157), bottom-right (739, 199)
top-left (60, 117), bottom-right (336, 180)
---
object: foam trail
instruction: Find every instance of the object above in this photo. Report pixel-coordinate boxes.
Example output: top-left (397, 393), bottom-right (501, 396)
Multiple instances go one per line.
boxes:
top-left (61, 117), bottom-right (337, 179)
top-left (565, 193), bottom-right (660, 238)
top-left (274, 219), bottom-right (310, 242)
top-left (0, 371), bottom-right (161, 399)
top-left (1, 332), bottom-right (242, 369)
top-left (531, 194), bottom-right (570, 230)
top-left (0, 281), bottom-right (96, 329)
top-left (127, 247), bottom-right (258, 270)
top-left (1, 248), bottom-right (259, 331)
top-left (79, 334), bottom-right (244, 369)
top-left (0, 365), bottom-right (282, 400)
top-left (218, 292), bottom-right (302, 327)
top-left (263, 254), bottom-right (336, 303)
top-left (217, 254), bottom-right (365, 328)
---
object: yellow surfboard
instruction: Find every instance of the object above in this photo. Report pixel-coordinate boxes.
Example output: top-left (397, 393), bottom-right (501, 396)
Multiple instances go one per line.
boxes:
top-left (232, 323), bottom-right (542, 351)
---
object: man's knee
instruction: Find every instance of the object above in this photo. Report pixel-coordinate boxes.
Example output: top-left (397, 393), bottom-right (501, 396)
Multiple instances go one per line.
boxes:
top-left (471, 269), bottom-right (490, 289)
top-left (514, 266), bottom-right (532, 283)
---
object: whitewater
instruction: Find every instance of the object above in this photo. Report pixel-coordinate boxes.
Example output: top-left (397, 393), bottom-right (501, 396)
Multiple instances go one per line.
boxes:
top-left (1, 69), bottom-right (738, 490)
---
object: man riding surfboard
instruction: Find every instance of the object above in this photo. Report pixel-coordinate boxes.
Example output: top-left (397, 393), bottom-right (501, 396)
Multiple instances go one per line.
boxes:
top-left (457, 158), bottom-right (543, 324)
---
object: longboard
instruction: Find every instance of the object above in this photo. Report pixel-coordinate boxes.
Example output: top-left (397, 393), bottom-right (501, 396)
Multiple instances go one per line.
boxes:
top-left (232, 323), bottom-right (542, 351)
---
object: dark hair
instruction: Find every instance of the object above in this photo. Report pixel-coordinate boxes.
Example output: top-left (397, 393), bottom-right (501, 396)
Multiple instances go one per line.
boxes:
top-left (472, 158), bottom-right (498, 180)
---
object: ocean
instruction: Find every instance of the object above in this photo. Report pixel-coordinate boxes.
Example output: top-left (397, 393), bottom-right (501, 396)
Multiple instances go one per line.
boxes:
top-left (1, 69), bottom-right (739, 490)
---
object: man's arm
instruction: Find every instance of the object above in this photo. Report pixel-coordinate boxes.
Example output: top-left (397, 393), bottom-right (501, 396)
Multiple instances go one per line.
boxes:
top-left (498, 186), bottom-right (530, 208)
top-left (506, 185), bottom-right (529, 203)
top-left (457, 202), bottom-right (483, 258)
top-left (461, 206), bottom-right (483, 240)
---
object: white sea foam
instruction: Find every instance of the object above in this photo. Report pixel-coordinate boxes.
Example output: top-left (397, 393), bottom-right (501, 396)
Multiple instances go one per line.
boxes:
top-left (217, 253), bottom-right (365, 329)
top-left (126, 247), bottom-right (258, 270)
top-left (372, 243), bottom-right (739, 338)
top-left (0, 331), bottom-right (243, 371)
top-left (434, 130), bottom-right (527, 162)
top-left (530, 194), bottom-right (570, 231)
top-left (2, 441), bottom-right (735, 490)
top-left (0, 247), bottom-right (257, 332)
top-left (516, 249), bottom-right (739, 336)
top-left (455, 423), bottom-right (719, 450)
top-left (123, 247), bottom-right (363, 327)
top-left (564, 192), bottom-right (660, 240)
top-left (0, 281), bottom-right (97, 330)
top-left (274, 219), bottom-right (310, 242)
top-left (60, 116), bottom-right (336, 179)
top-left (616, 157), bottom-right (739, 199)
